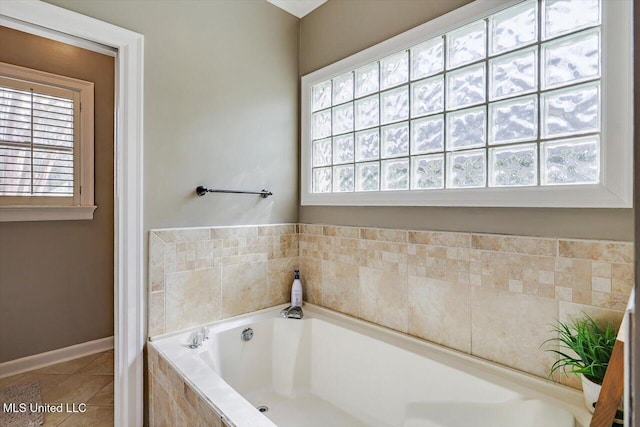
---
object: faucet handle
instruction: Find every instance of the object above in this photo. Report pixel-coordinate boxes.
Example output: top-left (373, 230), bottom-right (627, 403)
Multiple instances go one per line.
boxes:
top-left (200, 326), bottom-right (210, 341)
top-left (288, 306), bottom-right (304, 319)
top-left (280, 305), bottom-right (292, 318)
top-left (189, 331), bottom-right (203, 349)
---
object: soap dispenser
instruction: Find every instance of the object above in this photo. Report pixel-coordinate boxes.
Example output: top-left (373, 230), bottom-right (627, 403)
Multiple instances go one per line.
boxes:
top-left (291, 270), bottom-right (303, 307)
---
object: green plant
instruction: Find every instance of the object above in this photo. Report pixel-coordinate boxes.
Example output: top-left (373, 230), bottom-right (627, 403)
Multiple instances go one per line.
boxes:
top-left (545, 314), bottom-right (617, 384)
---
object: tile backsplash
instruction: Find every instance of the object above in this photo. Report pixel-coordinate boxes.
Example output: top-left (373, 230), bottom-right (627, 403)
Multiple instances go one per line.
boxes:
top-left (149, 223), bottom-right (633, 388)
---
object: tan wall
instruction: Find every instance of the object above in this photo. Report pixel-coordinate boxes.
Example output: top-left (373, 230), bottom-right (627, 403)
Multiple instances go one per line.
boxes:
top-left (299, 0), bottom-right (634, 241)
top-left (0, 27), bottom-right (114, 362)
top-left (45, 0), bottom-right (300, 233)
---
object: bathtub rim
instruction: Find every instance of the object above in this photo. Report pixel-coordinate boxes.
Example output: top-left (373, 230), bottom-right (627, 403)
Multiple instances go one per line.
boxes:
top-left (149, 303), bottom-right (592, 427)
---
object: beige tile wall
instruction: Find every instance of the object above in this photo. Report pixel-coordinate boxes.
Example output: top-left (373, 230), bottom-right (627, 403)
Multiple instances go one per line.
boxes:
top-left (149, 224), bottom-right (298, 336)
top-left (148, 344), bottom-right (231, 427)
top-left (148, 223), bottom-right (633, 389)
top-left (298, 224), bottom-right (633, 387)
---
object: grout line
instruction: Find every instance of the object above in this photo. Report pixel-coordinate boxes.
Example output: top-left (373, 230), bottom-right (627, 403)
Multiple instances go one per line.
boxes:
top-left (54, 412), bottom-right (72, 427)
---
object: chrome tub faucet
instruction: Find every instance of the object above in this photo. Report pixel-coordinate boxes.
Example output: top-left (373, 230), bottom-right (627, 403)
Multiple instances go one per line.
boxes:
top-left (280, 305), bottom-right (303, 319)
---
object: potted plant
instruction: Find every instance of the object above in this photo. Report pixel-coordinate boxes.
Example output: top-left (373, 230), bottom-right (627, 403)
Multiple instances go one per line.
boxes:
top-left (545, 314), bottom-right (617, 413)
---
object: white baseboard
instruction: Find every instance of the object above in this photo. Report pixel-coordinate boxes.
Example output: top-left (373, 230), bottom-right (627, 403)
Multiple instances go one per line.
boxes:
top-left (0, 336), bottom-right (114, 378)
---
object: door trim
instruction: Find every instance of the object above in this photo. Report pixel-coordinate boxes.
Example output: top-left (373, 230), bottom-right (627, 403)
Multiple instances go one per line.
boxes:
top-left (0, 1), bottom-right (145, 425)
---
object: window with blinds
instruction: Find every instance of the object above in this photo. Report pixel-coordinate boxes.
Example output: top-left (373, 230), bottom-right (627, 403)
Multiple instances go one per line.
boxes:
top-left (0, 62), bottom-right (95, 221)
top-left (0, 80), bottom-right (77, 199)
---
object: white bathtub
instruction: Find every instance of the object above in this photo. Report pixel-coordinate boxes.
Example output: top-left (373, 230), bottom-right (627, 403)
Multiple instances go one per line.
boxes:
top-left (149, 304), bottom-right (591, 427)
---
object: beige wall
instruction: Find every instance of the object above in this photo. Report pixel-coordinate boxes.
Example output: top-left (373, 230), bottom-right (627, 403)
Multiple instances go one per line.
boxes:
top-left (299, 0), bottom-right (634, 241)
top-left (45, 0), bottom-right (300, 229)
top-left (0, 27), bottom-right (114, 362)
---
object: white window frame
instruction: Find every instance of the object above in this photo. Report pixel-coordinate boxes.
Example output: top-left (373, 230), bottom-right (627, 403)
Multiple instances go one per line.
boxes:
top-left (300, 0), bottom-right (633, 208)
top-left (0, 62), bottom-right (96, 221)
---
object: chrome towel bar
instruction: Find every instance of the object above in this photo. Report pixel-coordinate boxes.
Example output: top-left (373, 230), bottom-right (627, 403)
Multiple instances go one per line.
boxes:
top-left (195, 185), bottom-right (272, 198)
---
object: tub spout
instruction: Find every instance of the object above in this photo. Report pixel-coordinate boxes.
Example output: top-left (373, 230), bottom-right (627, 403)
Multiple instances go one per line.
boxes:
top-left (280, 305), bottom-right (303, 319)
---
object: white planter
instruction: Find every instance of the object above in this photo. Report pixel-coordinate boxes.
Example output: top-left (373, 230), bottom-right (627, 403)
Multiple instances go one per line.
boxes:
top-left (581, 375), bottom-right (601, 413)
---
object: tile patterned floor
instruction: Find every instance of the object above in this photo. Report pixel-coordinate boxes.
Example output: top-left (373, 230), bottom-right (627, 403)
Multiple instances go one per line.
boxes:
top-left (0, 350), bottom-right (114, 426)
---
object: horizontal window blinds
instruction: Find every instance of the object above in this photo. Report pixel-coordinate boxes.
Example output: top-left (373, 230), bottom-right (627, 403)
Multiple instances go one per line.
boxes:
top-left (0, 84), bottom-right (75, 197)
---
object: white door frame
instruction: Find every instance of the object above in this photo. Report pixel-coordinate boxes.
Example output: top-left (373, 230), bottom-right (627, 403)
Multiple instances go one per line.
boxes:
top-left (0, 1), bottom-right (145, 425)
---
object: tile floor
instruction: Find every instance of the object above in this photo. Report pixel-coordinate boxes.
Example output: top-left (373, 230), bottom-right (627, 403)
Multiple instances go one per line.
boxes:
top-left (0, 350), bottom-right (114, 426)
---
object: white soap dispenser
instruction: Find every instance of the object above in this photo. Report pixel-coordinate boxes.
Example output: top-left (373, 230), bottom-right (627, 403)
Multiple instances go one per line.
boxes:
top-left (291, 270), bottom-right (303, 307)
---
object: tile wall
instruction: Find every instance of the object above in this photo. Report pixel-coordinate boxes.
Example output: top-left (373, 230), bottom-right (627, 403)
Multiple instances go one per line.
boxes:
top-left (148, 224), bottom-right (298, 336)
top-left (299, 224), bottom-right (633, 388)
top-left (148, 344), bottom-right (230, 427)
top-left (148, 223), bottom-right (633, 388)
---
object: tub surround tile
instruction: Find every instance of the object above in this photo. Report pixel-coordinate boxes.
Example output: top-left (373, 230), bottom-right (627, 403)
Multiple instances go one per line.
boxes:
top-left (300, 257), bottom-right (322, 305)
top-left (612, 263), bottom-right (634, 295)
top-left (360, 239), bottom-right (407, 274)
top-left (155, 228), bottom-right (211, 243)
top-left (149, 223), bottom-right (633, 391)
top-left (323, 236), bottom-right (360, 265)
top-left (222, 262), bottom-right (268, 317)
top-left (301, 234), bottom-right (323, 258)
top-left (165, 242), bottom-right (177, 273)
top-left (195, 240), bottom-right (215, 270)
top-left (408, 230), bottom-right (470, 248)
top-left (299, 223), bottom-right (323, 235)
top-left (211, 226), bottom-right (258, 240)
top-left (323, 225), bottom-right (359, 239)
top-left (360, 227), bottom-right (408, 243)
top-left (150, 233), bottom-right (166, 292)
top-left (166, 268), bottom-right (222, 332)
top-left (591, 291), bottom-right (629, 312)
top-left (554, 286), bottom-right (572, 302)
top-left (270, 233), bottom-right (299, 259)
top-left (258, 224), bottom-right (296, 236)
top-left (321, 260), bottom-right (360, 318)
top-left (591, 261), bottom-right (612, 278)
top-left (150, 224), bottom-right (298, 335)
top-left (558, 239), bottom-right (633, 264)
top-left (267, 257), bottom-right (299, 307)
top-left (471, 234), bottom-right (557, 256)
top-left (151, 373), bottom-right (177, 427)
top-left (591, 276), bottom-right (611, 293)
top-left (149, 291), bottom-right (166, 336)
top-left (149, 346), bottom-right (223, 427)
top-left (470, 287), bottom-right (558, 378)
top-left (359, 267), bottom-right (408, 333)
top-left (408, 276), bottom-right (471, 353)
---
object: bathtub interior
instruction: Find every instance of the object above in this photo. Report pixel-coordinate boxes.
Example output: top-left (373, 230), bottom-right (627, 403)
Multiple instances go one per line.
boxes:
top-left (197, 313), bottom-right (579, 427)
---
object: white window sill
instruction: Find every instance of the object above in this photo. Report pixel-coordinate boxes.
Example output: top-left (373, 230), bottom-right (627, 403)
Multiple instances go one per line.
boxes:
top-left (0, 205), bottom-right (97, 222)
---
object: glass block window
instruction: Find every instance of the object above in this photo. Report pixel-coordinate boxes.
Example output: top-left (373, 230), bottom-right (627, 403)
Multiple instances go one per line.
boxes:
top-left (309, 0), bottom-right (604, 194)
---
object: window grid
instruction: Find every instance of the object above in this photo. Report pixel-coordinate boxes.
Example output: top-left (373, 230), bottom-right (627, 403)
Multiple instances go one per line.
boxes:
top-left (311, 0), bottom-right (602, 194)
